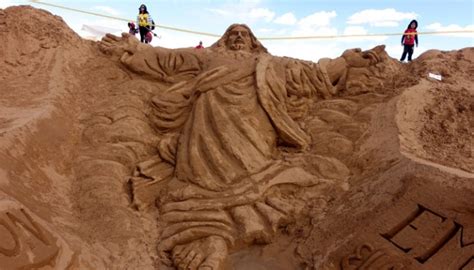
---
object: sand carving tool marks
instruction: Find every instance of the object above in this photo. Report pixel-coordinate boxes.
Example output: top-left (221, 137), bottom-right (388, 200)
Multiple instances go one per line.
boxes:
top-left (323, 175), bottom-right (474, 270)
top-left (0, 193), bottom-right (73, 269)
top-left (341, 243), bottom-right (405, 269)
top-left (73, 68), bottom-right (164, 267)
top-left (71, 30), bottom-right (173, 268)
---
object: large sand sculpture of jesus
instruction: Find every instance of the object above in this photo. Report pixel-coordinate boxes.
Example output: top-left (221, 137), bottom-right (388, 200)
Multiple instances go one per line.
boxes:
top-left (100, 24), bottom-right (387, 270)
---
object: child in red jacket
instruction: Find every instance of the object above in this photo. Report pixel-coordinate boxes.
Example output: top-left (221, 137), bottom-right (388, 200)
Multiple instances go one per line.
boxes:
top-left (400, 20), bottom-right (418, 62)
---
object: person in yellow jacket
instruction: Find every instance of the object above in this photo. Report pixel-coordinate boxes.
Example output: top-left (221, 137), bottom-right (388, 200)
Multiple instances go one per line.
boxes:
top-left (137, 4), bottom-right (154, 43)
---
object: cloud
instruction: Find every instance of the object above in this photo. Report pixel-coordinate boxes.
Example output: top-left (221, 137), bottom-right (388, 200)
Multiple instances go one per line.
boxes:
top-left (299, 11), bottom-right (337, 28)
top-left (206, 8), bottom-right (231, 16)
top-left (426, 23), bottom-right (442, 30)
top-left (265, 40), bottom-right (343, 62)
top-left (206, 4), bottom-right (275, 23)
top-left (371, 21), bottom-right (399, 27)
top-left (292, 26), bottom-right (338, 38)
top-left (425, 23), bottom-right (474, 37)
top-left (274, 12), bottom-right (297, 25)
top-left (248, 8), bottom-right (275, 22)
top-left (347, 9), bottom-right (418, 27)
top-left (92, 6), bottom-right (121, 16)
top-left (283, 11), bottom-right (337, 39)
top-left (258, 28), bottom-right (288, 37)
top-left (343, 26), bottom-right (367, 35)
top-left (340, 26), bottom-right (388, 42)
top-left (149, 29), bottom-right (218, 49)
top-left (256, 28), bottom-right (275, 34)
top-left (239, 0), bottom-right (261, 5)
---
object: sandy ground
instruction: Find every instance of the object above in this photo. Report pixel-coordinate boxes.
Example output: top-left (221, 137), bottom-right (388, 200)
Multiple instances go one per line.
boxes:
top-left (0, 6), bottom-right (472, 270)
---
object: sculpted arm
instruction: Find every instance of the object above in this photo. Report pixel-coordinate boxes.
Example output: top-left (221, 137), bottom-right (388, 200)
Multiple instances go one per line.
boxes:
top-left (100, 34), bottom-right (206, 164)
top-left (100, 33), bottom-right (203, 83)
top-left (260, 45), bottom-right (388, 149)
top-left (282, 45), bottom-right (387, 100)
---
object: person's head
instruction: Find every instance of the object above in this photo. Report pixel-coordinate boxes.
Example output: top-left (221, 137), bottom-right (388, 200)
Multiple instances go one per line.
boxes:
top-left (199, 41), bottom-right (203, 45)
top-left (139, 4), bottom-right (148, 14)
top-left (211, 24), bottom-right (267, 54)
top-left (408, 20), bottom-right (418, 29)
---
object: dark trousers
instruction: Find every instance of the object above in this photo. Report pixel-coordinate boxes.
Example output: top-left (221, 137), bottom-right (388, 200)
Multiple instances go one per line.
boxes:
top-left (400, 44), bottom-right (414, 61)
top-left (139, 26), bottom-right (150, 43)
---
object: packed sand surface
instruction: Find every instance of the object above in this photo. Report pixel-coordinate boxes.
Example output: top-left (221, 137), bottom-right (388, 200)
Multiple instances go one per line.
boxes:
top-left (0, 6), bottom-right (472, 270)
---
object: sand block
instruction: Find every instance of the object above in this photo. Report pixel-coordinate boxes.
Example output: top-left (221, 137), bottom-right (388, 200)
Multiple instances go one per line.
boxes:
top-left (324, 177), bottom-right (474, 269)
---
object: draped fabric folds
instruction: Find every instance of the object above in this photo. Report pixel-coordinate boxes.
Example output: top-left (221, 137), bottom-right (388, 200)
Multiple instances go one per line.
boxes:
top-left (128, 51), bottom-right (334, 254)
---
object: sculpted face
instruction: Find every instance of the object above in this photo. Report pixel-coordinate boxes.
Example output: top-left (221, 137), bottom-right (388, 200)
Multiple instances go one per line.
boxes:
top-left (227, 26), bottom-right (252, 51)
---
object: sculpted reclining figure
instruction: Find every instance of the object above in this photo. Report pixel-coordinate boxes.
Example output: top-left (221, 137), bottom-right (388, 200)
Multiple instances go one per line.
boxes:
top-left (100, 24), bottom-right (388, 270)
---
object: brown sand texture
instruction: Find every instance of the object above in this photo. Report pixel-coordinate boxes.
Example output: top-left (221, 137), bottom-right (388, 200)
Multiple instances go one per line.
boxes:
top-left (0, 6), bottom-right (473, 270)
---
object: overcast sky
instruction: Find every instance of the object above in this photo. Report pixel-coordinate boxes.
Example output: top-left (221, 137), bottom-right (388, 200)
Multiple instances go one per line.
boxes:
top-left (1, 0), bottom-right (473, 61)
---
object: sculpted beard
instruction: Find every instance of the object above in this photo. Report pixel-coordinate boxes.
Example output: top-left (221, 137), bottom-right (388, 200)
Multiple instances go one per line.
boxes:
top-left (231, 44), bottom-right (246, 50)
top-left (229, 37), bottom-right (248, 51)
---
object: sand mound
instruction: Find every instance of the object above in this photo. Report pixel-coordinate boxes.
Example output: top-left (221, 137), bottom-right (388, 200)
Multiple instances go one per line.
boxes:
top-left (0, 6), bottom-right (81, 79)
top-left (0, 6), bottom-right (472, 270)
top-left (420, 85), bottom-right (472, 171)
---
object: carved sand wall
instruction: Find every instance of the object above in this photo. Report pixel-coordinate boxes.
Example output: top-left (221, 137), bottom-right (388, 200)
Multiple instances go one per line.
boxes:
top-left (0, 6), bottom-right (472, 270)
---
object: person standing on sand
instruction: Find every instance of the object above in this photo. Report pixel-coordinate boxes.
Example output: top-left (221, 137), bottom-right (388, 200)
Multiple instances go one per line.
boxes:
top-left (137, 4), bottom-right (153, 44)
top-left (195, 41), bottom-right (204, 49)
top-left (400, 19), bottom-right (419, 62)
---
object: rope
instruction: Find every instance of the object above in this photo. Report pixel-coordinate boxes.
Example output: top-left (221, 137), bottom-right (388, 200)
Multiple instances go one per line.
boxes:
top-left (29, 0), bottom-right (474, 40)
top-left (260, 30), bottom-right (473, 40)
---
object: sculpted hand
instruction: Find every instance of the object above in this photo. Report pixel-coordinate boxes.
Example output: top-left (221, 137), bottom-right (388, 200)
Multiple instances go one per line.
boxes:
top-left (192, 66), bottom-right (231, 95)
top-left (342, 45), bottom-right (385, 68)
top-left (99, 33), bottom-right (140, 58)
top-left (285, 61), bottom-right (315, 98)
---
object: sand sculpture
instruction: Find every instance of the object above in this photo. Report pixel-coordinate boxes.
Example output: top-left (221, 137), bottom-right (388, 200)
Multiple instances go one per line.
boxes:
top-left (1, 6), bottom-right (472, 270)
top-left (99, 24), bottom-right (390, 269)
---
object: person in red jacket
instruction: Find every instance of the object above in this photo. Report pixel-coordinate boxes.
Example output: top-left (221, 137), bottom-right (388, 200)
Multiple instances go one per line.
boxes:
top-left (128, 22), bottom-right (138, 35)
top-left (195, 41), bottom-right (204, 49)
top-left (400, 20), bottom-right (418, 62)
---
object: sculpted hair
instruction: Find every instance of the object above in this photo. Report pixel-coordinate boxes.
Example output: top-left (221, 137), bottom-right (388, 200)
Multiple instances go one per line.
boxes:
top-left (210, 24), bottom-right (268, 54)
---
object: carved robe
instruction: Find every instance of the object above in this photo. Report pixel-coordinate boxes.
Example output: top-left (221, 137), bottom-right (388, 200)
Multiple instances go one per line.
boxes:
top-left (125, 47), bottom-right (336, 254)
